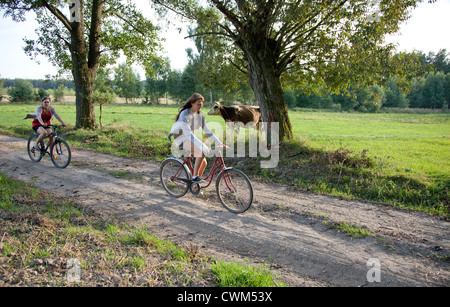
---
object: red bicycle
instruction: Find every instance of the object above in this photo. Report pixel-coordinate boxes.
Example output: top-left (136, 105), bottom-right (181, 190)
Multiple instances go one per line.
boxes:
top-left (160, 146), bottom-right (253, 214)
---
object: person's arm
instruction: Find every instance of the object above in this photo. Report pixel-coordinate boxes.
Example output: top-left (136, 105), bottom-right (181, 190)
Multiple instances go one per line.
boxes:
top-left (51, 107), bottom-right (66, 126)
top-left (169, 109), bottom-right (193, 145)
top-left (169, 121), bottom-right (191, 145)
top-left (201, 114), bottom-right (222, 145)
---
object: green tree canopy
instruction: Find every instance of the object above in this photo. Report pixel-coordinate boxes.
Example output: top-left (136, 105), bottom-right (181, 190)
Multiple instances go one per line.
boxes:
top-left (418, 49), bottom-right (450, 74)
top-left (1, 0), bottom-right (163, 129)
top-left (7, 79), bottom-right (35, 103)
top-left (114, 63), bottom-right (142, 103)
top-left (154, 0), bottom-right (434, 140)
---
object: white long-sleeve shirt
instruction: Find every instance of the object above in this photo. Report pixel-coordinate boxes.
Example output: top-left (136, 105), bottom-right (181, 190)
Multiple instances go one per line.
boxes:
top-left (169, 108), bottom-right (221, 147)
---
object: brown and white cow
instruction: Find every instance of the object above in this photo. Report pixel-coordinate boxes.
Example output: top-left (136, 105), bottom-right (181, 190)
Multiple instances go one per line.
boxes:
top-left (207, 102), bottom-right (261, 130)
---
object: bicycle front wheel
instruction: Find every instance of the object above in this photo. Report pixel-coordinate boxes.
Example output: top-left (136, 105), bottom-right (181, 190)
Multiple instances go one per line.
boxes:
top-left (50, 139), bottom-right (71, 168)
top-left (27, 134), bottom-right (43, 163)
top-left (216, 168), bottom-right (253, 214)
top-left (160, 158), bottom-right (190, 198)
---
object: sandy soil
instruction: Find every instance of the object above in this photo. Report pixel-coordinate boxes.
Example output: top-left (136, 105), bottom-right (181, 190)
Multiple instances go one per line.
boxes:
top-left (0, 135), bottom-right (448, 287)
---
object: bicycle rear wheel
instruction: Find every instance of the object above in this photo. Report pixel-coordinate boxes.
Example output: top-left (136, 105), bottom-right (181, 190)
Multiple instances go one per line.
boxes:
top-left (160, 158), bottom-right (190, 198)
top-left (51, 139), bottom-right (71, 168)
top-left (27, 134), bottom-right (43, 163)
top-left (216, 168), bottom-right (253, 214)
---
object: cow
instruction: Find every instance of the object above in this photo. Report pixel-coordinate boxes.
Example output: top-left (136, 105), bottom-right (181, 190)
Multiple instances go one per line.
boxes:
top-left (207, 102), bottom-right (262, 131)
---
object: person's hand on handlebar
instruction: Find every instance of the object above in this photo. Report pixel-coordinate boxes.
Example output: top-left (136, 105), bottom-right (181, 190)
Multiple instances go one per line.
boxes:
top-left (215, 143), bottom-right (230, 149)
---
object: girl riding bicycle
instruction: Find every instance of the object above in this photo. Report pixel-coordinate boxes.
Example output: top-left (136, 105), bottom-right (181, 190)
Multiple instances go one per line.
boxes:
top-left (32, 97), bottom-right (67, 152)
top-left (169, 93), bottom-right (224, 183)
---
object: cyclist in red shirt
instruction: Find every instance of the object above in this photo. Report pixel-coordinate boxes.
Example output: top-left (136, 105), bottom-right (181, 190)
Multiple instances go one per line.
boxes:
top-left (32, 97), bottom-right (67, 152)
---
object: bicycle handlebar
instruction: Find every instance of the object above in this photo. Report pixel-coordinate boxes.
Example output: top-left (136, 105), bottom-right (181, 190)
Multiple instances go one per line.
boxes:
top-left (46, 124), bottom-right (67, 129)
top-left (210, 144), bottom-right (229, 151)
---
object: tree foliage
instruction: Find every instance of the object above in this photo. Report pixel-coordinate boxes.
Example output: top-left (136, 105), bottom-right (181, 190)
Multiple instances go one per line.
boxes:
top-left (7, 79), bottom-right (36, 103)
top-left (408, 72), bottom-right (449, 109)
top-left (154, 0), bottom-right (434, 140)
top-left (114, 63), bottom-right (142, 103)
top-left (0, 0), bottom-right (163, 129)
top-left (53, 84), bottom-right (67, 102)
top-left (418, 49), bottom-right (450, 74)
top-left (144, 59), bottom-right (170, 104)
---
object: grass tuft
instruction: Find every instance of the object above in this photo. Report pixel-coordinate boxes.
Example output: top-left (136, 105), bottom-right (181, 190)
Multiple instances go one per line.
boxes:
top-left (210, 260), bottom-right (286, 287)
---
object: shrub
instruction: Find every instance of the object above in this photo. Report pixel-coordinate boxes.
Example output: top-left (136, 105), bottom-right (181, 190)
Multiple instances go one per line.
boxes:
top-left (7, 79), bottom-right (35, 103)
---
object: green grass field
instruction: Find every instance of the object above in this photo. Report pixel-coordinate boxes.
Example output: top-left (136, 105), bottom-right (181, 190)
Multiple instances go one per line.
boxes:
top-left (0, 103), bottom-right (448, 216)
top-left (290, 112), bottom-right (449, 179)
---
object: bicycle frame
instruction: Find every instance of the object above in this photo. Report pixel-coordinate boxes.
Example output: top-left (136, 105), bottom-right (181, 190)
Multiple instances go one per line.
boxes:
top-left (182, 153), bottom-right (227, 189)
top-left (161, 146), bottom-right (253, 213)
top-left (34, 125), bottom-right (61, 154)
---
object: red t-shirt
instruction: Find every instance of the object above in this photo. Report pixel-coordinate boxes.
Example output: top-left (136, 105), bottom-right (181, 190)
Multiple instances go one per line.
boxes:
top-left (32, 109), bottom-right (52, 127)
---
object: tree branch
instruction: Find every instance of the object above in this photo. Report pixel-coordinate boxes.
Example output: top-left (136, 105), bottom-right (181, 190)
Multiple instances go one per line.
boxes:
top-left (210, 0), bottom-right (242, 30)
top-left (55, 32), bottom-right (71, 49)
top-left (114, 12), bottom-right (146, 36)
top-left (229, 57), bottom-right (247, 75)
top-left (185, 31), bottom-right (233, 40)
top-left (88, 0), bottom-right (103, 70)
top-left (278, 0), bottom-right (348, 71)
top-left (40, 0), bottom-right (72, 31)
top-left (153, 0), bottom-right (194, 20)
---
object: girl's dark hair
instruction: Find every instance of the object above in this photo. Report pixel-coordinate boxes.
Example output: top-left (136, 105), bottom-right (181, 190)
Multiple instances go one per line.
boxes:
top-left (41, 96), bottom-right (51, 103)
top-left (175, 93), bottom-right (204, 121)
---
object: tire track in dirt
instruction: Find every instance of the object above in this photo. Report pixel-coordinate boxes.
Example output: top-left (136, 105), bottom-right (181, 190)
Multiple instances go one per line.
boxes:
top-left (0, 135), bottom-right (448, 286)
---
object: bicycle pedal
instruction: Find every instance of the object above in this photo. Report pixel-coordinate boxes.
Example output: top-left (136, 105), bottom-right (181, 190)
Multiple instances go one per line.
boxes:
top-left (190, 183), bottom-right (202, 195)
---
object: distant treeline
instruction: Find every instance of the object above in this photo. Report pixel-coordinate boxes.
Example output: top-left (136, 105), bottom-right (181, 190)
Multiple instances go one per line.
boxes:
top-left (285, 49), bottom-right (450, 111)
top-left (285, 71), bottom-right (450, 112)
top-left (2, 79), bottom-right (74, 91)
top-left (1, 49), bottom-right (449, 112)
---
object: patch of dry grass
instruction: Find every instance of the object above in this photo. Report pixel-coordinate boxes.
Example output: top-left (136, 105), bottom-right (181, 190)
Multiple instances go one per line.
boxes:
top-left (0, 174), bottom-right (213, 287)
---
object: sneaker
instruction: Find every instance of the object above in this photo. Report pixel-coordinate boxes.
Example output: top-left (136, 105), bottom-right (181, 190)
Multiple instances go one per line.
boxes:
top-left (192, 176), bottom-right (204, 183)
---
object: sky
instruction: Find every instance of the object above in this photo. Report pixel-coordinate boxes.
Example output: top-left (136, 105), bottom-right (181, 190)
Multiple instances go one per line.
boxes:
top-left (0, 0), bottom-right (449, 80)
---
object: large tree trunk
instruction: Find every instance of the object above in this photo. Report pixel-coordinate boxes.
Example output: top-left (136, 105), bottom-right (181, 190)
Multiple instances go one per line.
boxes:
top-left (70, 0), bottom-right (101, 130)
top-left (243, 42), bottom-right (293, 141)
top-left (72, 53), bottom-right (96, 129)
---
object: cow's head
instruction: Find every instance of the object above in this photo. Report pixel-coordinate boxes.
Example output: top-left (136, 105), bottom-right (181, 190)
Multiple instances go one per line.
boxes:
top-left (207, 102), bottom-right (222, 116)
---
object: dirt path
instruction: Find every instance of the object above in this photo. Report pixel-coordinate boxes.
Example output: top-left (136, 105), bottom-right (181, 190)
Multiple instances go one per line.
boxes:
top-left (0, 135), bottom-right (448, 287)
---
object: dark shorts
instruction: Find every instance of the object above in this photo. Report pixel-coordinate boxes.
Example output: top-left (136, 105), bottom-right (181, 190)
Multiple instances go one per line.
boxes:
top-left (33, 126), bottom-right (50, 132)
